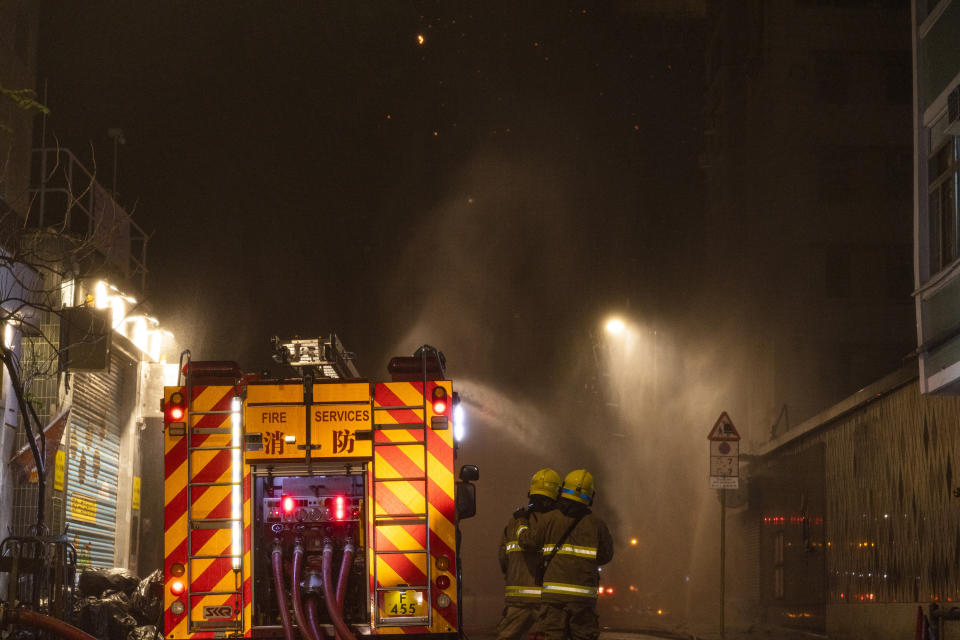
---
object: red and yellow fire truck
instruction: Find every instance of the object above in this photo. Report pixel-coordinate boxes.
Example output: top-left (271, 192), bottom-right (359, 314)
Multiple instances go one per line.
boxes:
top-left (162, 336), bottom-right (477, 640)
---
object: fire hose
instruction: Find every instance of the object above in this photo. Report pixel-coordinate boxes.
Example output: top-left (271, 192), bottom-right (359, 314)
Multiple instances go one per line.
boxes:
top-left (0, 604), bottom-right (99, 640)
top-left (272, 543), bottom-right (296, 640)
top-left (291, 542), bottom-right (320, 640)
top-left (304, 595), bottom-right (329, 640)
top-left (335, 540), bottom-right (355, 614)
top-left (322, 540), bottom-right (356, 640)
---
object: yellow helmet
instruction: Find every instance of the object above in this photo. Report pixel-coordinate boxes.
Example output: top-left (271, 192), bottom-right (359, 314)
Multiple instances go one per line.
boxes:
top-left (528, 468), bottom-right (562, 499)
top-left (561, 469), bottom-right (595, 505)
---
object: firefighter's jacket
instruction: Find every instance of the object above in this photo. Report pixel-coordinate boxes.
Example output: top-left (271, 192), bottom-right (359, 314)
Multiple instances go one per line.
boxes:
top-left (517, 500), bottom-right (614, 601)
top-left (499, 508), bottom-right (547, 603)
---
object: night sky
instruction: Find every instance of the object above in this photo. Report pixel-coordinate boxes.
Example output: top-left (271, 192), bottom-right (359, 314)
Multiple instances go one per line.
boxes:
top-left (38, 1), bottom-right (707, 623)
top-left (37, 2), bottom-right (704, 377)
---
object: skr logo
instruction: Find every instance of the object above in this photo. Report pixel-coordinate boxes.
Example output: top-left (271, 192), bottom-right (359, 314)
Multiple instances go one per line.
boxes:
top-left (202, 605), bottom-right (234, 619)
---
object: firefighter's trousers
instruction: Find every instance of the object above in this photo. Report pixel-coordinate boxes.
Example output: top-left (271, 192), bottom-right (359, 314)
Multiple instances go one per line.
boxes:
top-left (533, 600), bottom-right (599, 640)
top-left (495, 604), bottom-right (539, 640)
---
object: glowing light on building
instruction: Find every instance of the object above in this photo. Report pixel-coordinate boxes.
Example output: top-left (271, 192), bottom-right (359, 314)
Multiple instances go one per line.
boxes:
top-left (91, 280), bottom-right (173, 363)
top-left (3, 321), bottom-right (13, 349)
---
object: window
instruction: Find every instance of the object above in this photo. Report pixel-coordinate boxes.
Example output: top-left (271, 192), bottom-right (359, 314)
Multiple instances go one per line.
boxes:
top-left (928, 136), bottom-right (960, 273)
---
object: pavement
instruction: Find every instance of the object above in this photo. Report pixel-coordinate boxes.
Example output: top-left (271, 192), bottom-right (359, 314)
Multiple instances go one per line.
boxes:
top-left (467, 626), bottom-right (831, 640)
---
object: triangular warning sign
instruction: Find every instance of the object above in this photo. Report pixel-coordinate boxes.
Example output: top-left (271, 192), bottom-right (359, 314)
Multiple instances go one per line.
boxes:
top-left (707, 411), bottom-right (740, 441)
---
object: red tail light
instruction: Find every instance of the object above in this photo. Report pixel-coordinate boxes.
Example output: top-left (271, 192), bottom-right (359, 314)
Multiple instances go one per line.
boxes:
top-left (170, 580), bottom-right (185, 595)
top-left (282, 496), bottom-right (295, 514)
top-left (335, 496), bottom-right (345, 520)
top-left (432, 386), bottom-right (448, 414)
top-left (166, 392), bottom-right (186, 425)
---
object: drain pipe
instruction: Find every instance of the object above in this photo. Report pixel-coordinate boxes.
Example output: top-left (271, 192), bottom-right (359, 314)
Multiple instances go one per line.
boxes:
top-left (321, 540), bottom-right (356, 640)
top-left (272, 542), bottom-right (295, 640)
top-left (291, 540), bottom-right (319, 640)
top-left (0, 604), bottom-right (99, 640)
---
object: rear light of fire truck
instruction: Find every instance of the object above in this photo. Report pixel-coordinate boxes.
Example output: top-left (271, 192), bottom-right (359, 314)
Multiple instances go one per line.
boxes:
top-left (431, 386), bottom-right (448, 414)
top-left (165, 392), bottom-right (186, 435)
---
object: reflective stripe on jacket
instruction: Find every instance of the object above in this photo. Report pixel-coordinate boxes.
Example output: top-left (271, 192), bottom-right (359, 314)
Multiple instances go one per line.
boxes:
top-left (516, 503), bottom-right (614, 602)
top-left (499, 512), bottom-right (542, 603)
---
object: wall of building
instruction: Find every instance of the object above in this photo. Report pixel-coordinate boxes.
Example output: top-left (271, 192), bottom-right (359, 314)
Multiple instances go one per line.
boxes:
top-left (912, 0), bottom-right (960, 393)
top-left (746, 370), bottom-right (960, 638)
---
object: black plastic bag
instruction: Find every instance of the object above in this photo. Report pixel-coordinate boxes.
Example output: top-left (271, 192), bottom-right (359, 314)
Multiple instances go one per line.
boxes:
top-left (127, 625), bottom-right (160, 640)
top-left (130, 570), bottom-right (164, 625)
top-left (8, 629), bottom-right (39, 640)
top-left (74, 591), bottom-right (138, 640)
top-left (79, 568), bottom-right (140, 598)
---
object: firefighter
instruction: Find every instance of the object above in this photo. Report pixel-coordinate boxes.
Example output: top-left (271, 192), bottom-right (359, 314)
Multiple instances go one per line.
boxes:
top-left (495, 468), bottom-right (562, 640)
top-left (516, 469), bottom-right (613, 640)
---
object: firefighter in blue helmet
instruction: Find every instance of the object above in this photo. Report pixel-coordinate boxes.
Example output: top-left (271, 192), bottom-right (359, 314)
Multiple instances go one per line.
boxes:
top-left (517, 469), bottom-right (614, 640)
top-left (495, 468), bottom-right (562, 640)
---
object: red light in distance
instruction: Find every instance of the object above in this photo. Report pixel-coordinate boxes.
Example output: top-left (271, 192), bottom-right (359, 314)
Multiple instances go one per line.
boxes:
top-left (335, 496), bottom-right (345, 520)
top-left (282, 496), bottom-right (295, 513)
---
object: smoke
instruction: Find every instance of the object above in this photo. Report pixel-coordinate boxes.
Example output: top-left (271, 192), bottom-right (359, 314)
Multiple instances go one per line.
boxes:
top-left (455, 379), bottom-right (552, 447)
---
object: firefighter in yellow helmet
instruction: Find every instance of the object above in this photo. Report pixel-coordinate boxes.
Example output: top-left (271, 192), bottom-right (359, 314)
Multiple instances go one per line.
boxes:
top-left (517, 469), bottom-right (613, 640)
top-left (495, 468), bottom-right (562, 640)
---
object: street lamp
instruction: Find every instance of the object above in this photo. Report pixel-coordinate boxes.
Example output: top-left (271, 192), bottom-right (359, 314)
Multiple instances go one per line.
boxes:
top-left (605, 317), bottom-right (625, 335)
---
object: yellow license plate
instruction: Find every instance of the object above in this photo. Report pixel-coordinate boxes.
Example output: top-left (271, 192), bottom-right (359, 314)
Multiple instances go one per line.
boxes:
top-left (381, 590), bottom-right (424, 617)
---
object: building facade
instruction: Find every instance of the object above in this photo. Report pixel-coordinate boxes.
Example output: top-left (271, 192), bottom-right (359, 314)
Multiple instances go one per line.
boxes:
top-left (4, 152), bottom-right (176, 574)
top-left (0, 5), bottom-right (175, 576)
top-left (913, 0), bottom-right (960, 392)
top-left (745, 366), bottom-right (960, 639)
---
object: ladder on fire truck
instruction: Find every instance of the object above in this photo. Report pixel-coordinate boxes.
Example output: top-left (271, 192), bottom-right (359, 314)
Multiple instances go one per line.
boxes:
top-left (181, 354), bottom-right (245, 633)
top-left (370, 349), bottom-right (444, 628)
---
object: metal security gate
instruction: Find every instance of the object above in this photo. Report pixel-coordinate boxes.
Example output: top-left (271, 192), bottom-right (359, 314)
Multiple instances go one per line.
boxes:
top-left (65, 350), bottom-right (131, 568)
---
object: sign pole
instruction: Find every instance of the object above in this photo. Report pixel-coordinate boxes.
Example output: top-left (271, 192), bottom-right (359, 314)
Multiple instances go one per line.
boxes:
top-left (720, 487), bottom-right (726, 640)
top-left (708, 411), bottom-right (739, 640)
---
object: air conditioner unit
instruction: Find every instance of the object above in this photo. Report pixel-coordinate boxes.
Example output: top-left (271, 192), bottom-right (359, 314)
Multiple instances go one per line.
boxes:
top-left (946, 85), bottom-right (960, 136)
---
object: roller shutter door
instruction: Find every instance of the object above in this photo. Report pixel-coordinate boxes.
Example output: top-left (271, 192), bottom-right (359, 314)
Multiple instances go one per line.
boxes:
top-left (65, 350), bottom-right (130, 568)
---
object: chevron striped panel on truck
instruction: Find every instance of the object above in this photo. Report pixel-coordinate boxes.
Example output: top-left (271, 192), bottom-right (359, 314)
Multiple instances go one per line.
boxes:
top-left (372, 381), bottom-right (457, 635)
top-left (164, 385), bottom-right (252, 639)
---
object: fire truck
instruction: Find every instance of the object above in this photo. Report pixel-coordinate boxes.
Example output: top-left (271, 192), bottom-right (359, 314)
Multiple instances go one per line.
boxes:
top-left (162, 336), bottom-right (478, 640)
